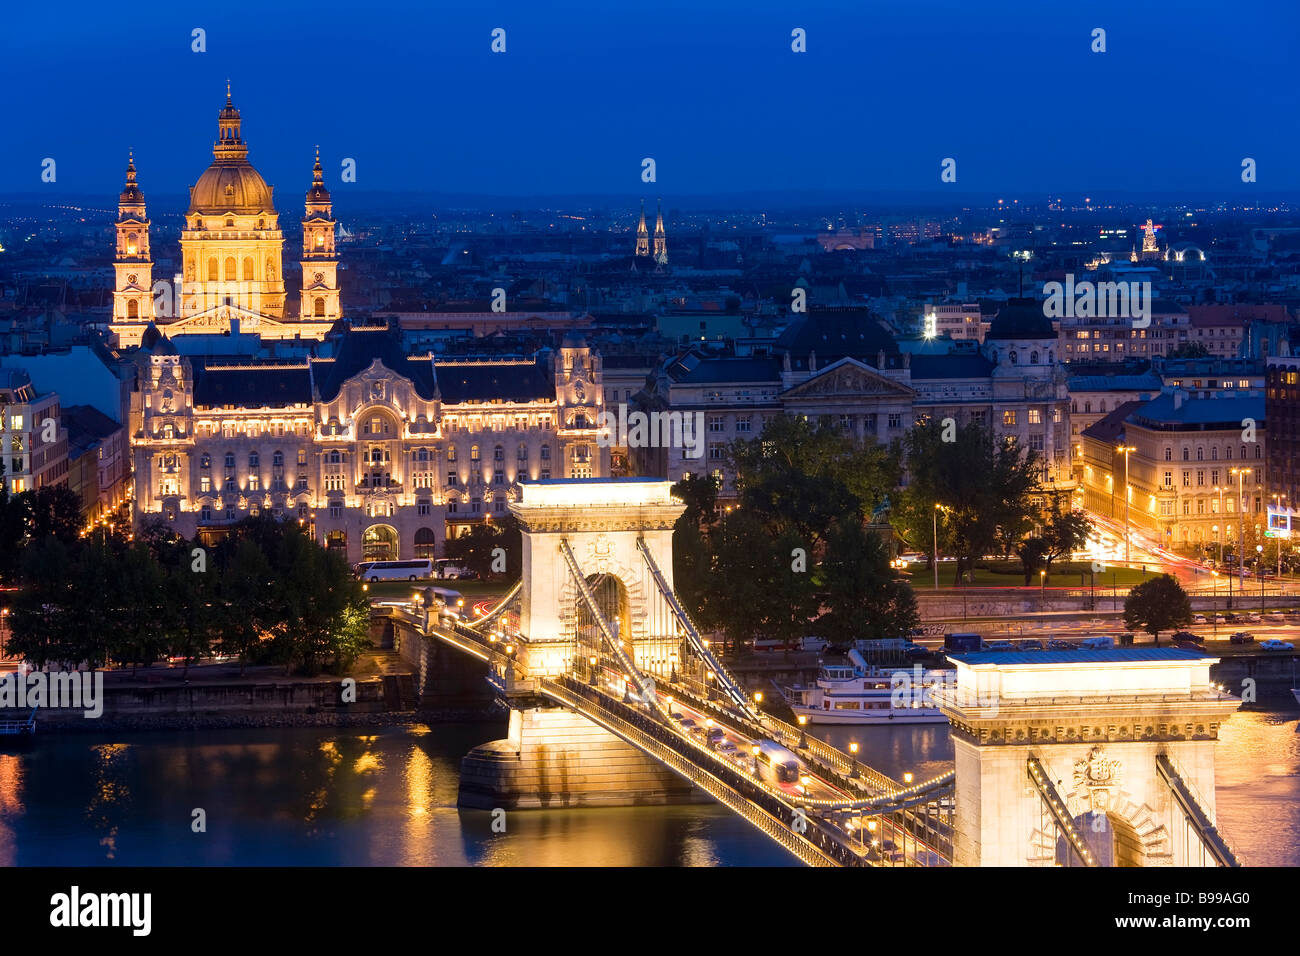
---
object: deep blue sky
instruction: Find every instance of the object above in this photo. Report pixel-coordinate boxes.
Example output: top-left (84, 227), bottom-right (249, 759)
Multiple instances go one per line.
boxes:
top-left (3, 0), bottom-right (1297, 201)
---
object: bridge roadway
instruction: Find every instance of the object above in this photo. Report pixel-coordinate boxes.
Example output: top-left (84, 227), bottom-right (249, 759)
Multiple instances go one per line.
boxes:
top-left (380, 602), bottom-right (954, 867)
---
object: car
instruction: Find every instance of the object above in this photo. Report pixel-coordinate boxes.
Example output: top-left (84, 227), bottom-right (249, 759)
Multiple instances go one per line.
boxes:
top-left (1079, 636), bottom-right (1115, 650)
top-left (1192, 614), bottom-right (1207, 624)
top-left (705, 726), bottom-right (725, 743)
top-left (1259, 639), bottom-right (1295, 651)
top-left (1223, 613), bottom-right (1240, 624)
top-left (985, 641), bottom-right (1016, 652)
top-left (689, 726), bottom-right (708, 742)
top-left (1048, 639), bottom-right (1078, 650)
top-left (1265, 613), bottom-right (1286, 624)
top-left (1018, 639), bottom-right (1045, 651)
top-left (1246, 613), bottom-right (1262, 624)
top-left (800, 636), bottom-right (830, 652)
top-left (677, 717), bottom-right (697, 732)
top-left (1229, 631), bottom-right (1255, 644)
top-left (1172, 636), bottom-right (1206, 651)
top-left (1171, 631), bottom-right (1198, 642)
top-left (715, 739), bottom-right (738, 755)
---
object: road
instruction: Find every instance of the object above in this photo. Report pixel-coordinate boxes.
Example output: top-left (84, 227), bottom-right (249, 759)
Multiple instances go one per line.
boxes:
top-left (591, 667), bottom-right (944, 865)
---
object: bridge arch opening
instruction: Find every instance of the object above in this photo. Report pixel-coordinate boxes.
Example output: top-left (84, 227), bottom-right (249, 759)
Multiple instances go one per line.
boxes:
top-left (1056, 810), bottom-right (1144, 867)
top-left (576, 573), bottom-right (633, 664)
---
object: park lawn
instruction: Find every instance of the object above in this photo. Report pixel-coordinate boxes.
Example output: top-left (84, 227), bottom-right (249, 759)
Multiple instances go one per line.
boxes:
top-left (903, 560), bottom-right (1156, 591)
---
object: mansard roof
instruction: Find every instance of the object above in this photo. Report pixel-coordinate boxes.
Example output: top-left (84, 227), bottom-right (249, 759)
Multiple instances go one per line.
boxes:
top-left (311, 324), bottom-right (438, 402)
top-left (435, 359), bottom-right (555, 404)
top-left (193, 363), bottom-right (313, 407)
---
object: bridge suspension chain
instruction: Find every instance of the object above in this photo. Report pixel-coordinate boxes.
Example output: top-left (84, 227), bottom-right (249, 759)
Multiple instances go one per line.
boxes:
top-left (1027, 756), bottom-right (1098, 867)
top-left (635, 535), bottom-right (755, 717)
top-left (1155, 753), bottom-right (1240, 867)
top-left (558, 538), bottom-right (665, 716)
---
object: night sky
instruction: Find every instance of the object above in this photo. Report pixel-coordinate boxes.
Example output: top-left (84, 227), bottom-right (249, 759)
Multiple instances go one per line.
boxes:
top-left (4, 0), bottom-right (1297, 200)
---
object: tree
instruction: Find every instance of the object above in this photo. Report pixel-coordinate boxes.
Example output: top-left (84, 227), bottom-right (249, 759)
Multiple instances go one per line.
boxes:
top-left (17, 485), bottom-right (83, 545)
top-left (896, 420), bottom-right (1041, 585)
top-left (818, 519), bottom-right (919, 646)
top-left (671, 472), bottom-right (720, 527)
top-left (215, 537), bottom-right (279, 676)
top-left (1041, 506), bottom-right (1094, 582)
top-left (1123, 574), bottom-right (1192, 645)
top-left (1168, 341), bottom-right (1210, 359)
top-left (444, 514), bottom-right (521, 580)
top-left (1016, 536), bottom-right (1049, 584)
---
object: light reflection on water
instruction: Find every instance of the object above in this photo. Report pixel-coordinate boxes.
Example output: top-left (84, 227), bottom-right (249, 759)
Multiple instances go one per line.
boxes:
top-left (1, 711), bottom-right (1292, 866)
top-left (0, 723), bottom-right (795, 867)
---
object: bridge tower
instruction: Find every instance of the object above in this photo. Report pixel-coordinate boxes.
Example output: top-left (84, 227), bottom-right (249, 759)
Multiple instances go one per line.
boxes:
top-left (459, 478), bottom-right (709, 810)
top-left (938, 649), bottom-right (1240, 867)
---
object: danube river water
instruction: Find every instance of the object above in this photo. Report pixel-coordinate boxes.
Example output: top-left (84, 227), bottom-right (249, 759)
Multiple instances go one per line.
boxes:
top-left (2, 710), bottom-right (1296, 866)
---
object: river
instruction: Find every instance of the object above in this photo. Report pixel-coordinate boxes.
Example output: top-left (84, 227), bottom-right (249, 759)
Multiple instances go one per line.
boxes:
top-left (2, 710), bottom-right (1295, 866)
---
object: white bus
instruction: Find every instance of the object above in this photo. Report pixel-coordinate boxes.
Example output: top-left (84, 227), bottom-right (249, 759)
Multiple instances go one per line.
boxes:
top-left (361, 559), bottom-right (435, 582)
top-left (754, 740), bottom-right (801, 783)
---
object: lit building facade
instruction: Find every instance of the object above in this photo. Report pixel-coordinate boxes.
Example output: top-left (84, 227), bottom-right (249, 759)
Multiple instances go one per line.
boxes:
top-left (1078, 391), bottom-right (1267, 554)
top-left (0, 368), bottom-right (69, 495)
top-left (130, 326), bottom-right (607, 562)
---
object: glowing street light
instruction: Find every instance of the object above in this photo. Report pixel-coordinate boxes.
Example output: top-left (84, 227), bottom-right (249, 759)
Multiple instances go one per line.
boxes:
top-left (796, 713), bottom-right (809, 749)
top-left (849, 741), bottom-right (860, 779)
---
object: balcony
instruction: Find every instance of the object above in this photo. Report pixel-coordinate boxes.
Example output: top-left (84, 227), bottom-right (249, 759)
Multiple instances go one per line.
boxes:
top-left (356, 478), bottom-right (402, 494)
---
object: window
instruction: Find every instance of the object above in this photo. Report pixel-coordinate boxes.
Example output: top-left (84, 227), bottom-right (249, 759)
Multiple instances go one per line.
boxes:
top-left (417, 500), bottom-right (431, 516)
top-left (201, 506), bottom-right (212, 521)
top-left (864, 414), bottom-right (877, 431)
top-left (447, 472), bottom-right (459, 487)
top-left (888, 413), bottom-right (902, 429)
top-left (470, 445), bottom-right (481, 462)
top-left (1196, 447), bottom-right (1204, 461)
top-left (1211, 470), bottom-right (1219, 485)
top-left (1197, 470), bottom-right (1205, 486)
top-left (736, 416), bottom-right (752, 433)
top-left (298, 449), bottom-right (307, 467)
top-left (1182, 471), bottom-right (1191, 487)
top-left (540, 444), bottom-right (551, 460)
top-left (225, 452), bottom-right (236, 469)
top-left (493, 498), bottom-right (505, 513)
top-left (447, 446), bottom-right (457, 462)
top-left (1164, 447), bottom-right (1172, 461)
top-left (517, 444), bottom-right (528, 462)
top-left (708, 444), bottom-right (724, 460)
top-left (200, 476), bottom-right (212, 493)
top-left (249, 452), bottom-right (259, 470)
top-left (1163, 471), bottom-right (1172, 487)
top-left (329, 503), bottom-right (342, 519)
top-left (1183, 448), bottom-right (1189, 461)
top-left (709, 416), bottom-right (725, 433)
top-left (1003, 410), bottom-right (1017, 426)
top-left (493, 469), bottom-right (504, 485)
top-left (1028, 408), bottom-right (1042, 425)
top-left (494, 445), bottom-right (504, 461)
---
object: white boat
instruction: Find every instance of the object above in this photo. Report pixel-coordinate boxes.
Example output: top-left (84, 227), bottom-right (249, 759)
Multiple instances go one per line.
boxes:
top-left (784, 649), bottom-right (954, 725)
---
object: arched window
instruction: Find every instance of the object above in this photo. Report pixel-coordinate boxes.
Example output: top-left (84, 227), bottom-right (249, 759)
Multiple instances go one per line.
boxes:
top-left (272, 451), bottom-right (284, 467)
top-left (224, 257), bottom-right (237, 281)
top-left (1211, 446), bottom-right (1218, 460)
top-left (249, 452), bottom-right (259, 469)
top-left (493, 445), bottom-right (504, 461)
top-left (1226, 446), bottom-right (1233, 460)
top-left (1010, 350), bottom-right (1018, 364)
top-left (1164, 447), bottom-right (1172, 461)
top-left (243, 257), bottom-right (254, 281)
top-left (328, 450), bottom-right (342, 464)
top-left (414, 527), bottom-right (437, 558)
top-left (1098, 400), bottom-right (1106, 413)
top-left (416, 448), bottom-right (429, 462)
top-left (1182, 448), bottom-right (1189, 461)
top-left (1241, 445), bottom-right (1247, 459)
top-left (1030, 350), bottom-right (1039, 364)
top-left (1197, 447), bottom-right (1204, 461)
top-left (447, 446), bottom-right (457, 462)
top-left (266, 258), bottom-right (276, 280)
top-left (1255, 445), bottom-right (1261, 459)
top-left (208, 257), bottom-right (219, 281)
top-left (470, 445), bottom-right (481, 462)
top-left (314, 297), bottom-right (325, 317)
top-left (517, 444), bottom-right (528, 462)
top-left (127, 300), bottom-right (139, 319)
top-left (200, 455), bottom-right (211, 469)
top-left (540, 444), bottom-right (551, 460)
top-left (224, 452), bottom-right (236, 469)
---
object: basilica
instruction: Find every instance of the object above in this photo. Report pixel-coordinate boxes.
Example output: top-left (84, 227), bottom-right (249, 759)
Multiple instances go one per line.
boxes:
top-left (122, 93), bottom-right (607, 561)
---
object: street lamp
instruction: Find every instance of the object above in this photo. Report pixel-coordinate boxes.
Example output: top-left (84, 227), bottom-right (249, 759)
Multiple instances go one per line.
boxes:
top-left (1257, 544), bottom-right (1265, 612)
top-left (932, 503), bottom-right (942, 590)
top-left (589, 655), bottom-right (598, 685)
top-left (1116, 445), bottom-right (1136, 568)
top-left (1040, 568), bottom-right (1047, 609)
top-left (796, 714), bottom-right (809, 748)
top-left (1211, 571), bottom-right (1219, 638)
top-left (849, 741), bottom-right (860, 779)
top-left (751, 743), bottom-right (761, 775)
top-left (1230, 467), bottom-right (1247, 588)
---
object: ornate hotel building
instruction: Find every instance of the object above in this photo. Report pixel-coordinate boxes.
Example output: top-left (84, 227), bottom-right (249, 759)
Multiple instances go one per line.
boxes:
top-left (123, 93), bottom-right (606, 561)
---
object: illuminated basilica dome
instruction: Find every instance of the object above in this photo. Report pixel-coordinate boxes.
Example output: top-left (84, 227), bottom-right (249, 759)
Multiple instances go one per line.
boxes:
top-left (187, 87), bottom-right (276, 215)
